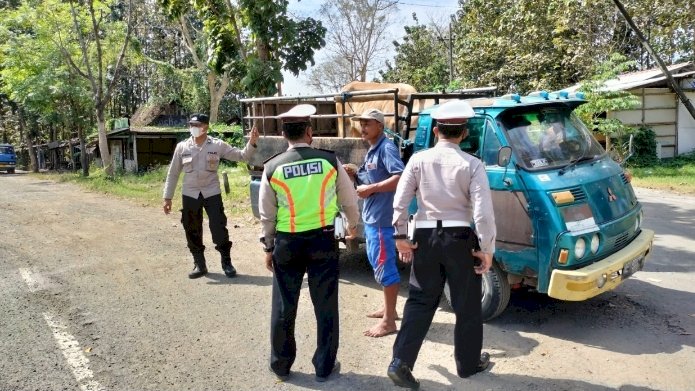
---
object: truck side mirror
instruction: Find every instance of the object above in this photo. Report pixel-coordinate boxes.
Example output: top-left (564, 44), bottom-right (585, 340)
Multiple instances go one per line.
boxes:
top-left (498, 146), bottom-right (512, 167)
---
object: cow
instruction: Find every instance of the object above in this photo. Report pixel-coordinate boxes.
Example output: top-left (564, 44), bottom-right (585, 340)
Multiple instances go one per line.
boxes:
top-left (335, 81), bottom-right (418, 137)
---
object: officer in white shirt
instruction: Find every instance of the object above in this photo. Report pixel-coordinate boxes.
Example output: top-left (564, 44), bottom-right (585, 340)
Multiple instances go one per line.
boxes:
top-left (163, 114), bottom-right (259, 279)
top-left (387, 100), bottom-right (496, 389)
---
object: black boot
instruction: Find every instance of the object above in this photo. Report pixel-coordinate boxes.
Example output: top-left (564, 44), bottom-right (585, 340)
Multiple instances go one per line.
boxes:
top-left (387, 358), bottom-right (420, 390)
top-left (221, 254), bottom-right (237, 278)
top-left (189, 253), bottom-right (208, 279)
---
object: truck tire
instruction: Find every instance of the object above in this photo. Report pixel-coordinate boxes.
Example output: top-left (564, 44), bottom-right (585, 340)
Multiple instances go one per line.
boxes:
top-left (443, 261), bottom-right (511, 322)
top-left (8, 168), bottom-right (14, 174)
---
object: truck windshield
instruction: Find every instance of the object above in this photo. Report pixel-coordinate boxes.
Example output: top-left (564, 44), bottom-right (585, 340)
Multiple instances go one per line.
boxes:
top-left (0, 146), bottom-right (13, 154)
top-left (500, 107), bottom-right (604, 170)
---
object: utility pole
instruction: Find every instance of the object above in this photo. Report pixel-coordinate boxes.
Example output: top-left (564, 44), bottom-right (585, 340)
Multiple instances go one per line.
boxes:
top-left (438, 15), bottom-right (455, 85)
top-left (612, 0), bottom-right (695, 122)
top-left (448, 18), bottom-right (454, 84)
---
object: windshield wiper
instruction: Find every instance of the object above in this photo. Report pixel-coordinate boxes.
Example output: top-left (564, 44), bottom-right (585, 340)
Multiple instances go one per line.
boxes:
top-left (559, 154), bottom-right (596, 175)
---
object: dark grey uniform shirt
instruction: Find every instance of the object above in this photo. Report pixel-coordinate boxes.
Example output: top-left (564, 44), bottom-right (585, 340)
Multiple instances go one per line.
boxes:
top-left (163, 136), bottom-right (257, 200)
top-left (392, 140), bottom-right (496, 254)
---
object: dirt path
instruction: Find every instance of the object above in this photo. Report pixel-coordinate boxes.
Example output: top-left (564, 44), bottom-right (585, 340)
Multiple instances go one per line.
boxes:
top-left (0, 173), bottom-right (693, 390)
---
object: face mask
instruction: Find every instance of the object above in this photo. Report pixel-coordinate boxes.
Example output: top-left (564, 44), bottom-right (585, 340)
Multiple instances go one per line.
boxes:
top-left (189, 126), bottom-right (202, 137)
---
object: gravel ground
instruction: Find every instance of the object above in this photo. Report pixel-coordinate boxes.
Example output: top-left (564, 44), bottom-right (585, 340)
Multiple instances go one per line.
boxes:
top-left (1, 172), bottom-right (693, 391)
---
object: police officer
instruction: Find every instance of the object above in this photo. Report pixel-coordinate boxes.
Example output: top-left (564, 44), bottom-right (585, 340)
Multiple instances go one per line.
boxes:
top-left (163, 113), bottom-right (259, 279)
top-left (259, 104), bottom-right (359, 382)
top-left (386, 100), bottom-right (496, 389)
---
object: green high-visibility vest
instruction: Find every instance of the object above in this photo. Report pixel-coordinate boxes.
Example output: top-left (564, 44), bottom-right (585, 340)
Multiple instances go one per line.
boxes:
top-left (266, 147), bottom-right (340, 233)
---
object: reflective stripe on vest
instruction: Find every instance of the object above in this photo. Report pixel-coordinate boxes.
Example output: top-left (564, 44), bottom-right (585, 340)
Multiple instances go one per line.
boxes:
top-left (270, 158), bottom-right (339, 233)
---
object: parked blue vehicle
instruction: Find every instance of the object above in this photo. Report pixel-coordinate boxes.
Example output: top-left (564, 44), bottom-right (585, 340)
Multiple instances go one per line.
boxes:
top-left (0, 143), bottom-right (17, 174)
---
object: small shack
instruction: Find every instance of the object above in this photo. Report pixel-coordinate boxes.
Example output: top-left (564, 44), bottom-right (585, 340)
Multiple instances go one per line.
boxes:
top-left (564, 62), bottom-right (695, 158)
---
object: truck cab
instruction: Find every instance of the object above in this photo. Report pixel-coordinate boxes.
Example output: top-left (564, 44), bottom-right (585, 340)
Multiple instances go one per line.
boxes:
top-left (403, 92), bottom-right (654, 320)
top-left (0, 144), bottom-right (17, 174)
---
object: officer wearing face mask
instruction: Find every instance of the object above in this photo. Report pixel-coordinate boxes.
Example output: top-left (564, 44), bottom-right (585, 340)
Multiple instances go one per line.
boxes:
top-left (163, 113), bottom-right (260, 279)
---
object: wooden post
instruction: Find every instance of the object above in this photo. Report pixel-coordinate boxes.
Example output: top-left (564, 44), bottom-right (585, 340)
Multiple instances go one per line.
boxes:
top-left (222, 172), bottom-right (230, 194)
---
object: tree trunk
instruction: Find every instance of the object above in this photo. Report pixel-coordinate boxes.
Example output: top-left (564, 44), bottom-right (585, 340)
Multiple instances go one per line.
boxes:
top-left (208, 73), bottom-right (230, 124)
top-left (18, 108), bottom-right (38, 173)
top-left (79, 127), bottom-right (88, 177)
top-left (95, 107), bottom-right (113, 177)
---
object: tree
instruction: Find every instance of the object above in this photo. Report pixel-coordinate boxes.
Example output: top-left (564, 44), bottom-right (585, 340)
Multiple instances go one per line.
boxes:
top-left (306, 0), bottom-right (397, 92)
top-left (380, 14), bottom-right (450, 92)
top-left (574, 53), bottom-right (640, 162)
top-left (48, 0), bottom-right (134, 177)
top-left (157, 0), bottom-right (326, 119)
top-left (449, 0), bottom-right (693, 94)
top-left (0, 0), bottom-right (94, 174)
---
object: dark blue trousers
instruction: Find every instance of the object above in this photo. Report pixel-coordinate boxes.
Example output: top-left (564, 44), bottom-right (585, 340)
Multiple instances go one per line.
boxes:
top-left (181, 193), bottom-right (232, 255)
top-left (392, 226), bottom-right (483, 377)
top-left (269, 227), bottom-right (339, 378)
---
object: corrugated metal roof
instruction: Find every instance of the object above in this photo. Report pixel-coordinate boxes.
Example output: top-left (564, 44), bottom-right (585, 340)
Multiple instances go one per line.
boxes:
top-left (561, 61), bottom-right (695, 92)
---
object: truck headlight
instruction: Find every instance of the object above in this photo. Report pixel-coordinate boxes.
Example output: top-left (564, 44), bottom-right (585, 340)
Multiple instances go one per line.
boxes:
top-left (590, 233), bottom-right (600, 254)
top-left (574, 237), bottom-right (586, 259)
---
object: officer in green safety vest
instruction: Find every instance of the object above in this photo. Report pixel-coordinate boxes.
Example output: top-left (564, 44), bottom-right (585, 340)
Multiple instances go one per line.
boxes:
top-left (259, 104), bottom-right (360, 383)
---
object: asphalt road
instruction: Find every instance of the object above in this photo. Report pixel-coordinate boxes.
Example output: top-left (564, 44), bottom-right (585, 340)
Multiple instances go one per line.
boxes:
top-left (0, 172), bottom-right (693, 391)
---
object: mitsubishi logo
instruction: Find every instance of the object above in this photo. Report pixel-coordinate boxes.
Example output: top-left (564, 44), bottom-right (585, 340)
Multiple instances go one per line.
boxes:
top-left (607, 187), bottom-right (617, 202)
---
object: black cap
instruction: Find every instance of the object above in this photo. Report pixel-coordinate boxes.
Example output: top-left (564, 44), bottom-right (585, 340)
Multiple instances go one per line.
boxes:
top-left (189, 114), bottom-right (210, 124)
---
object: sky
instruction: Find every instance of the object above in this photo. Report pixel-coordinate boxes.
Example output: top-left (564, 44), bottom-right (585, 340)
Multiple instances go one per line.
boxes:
top-left (281, 0), bottom-right (462, 96)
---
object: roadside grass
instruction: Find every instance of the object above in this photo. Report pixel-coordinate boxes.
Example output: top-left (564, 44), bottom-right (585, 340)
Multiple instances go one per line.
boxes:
top-left (36, 164), bottom-right (253, 216)
top-left (629, 156), bottom-right (695, 195)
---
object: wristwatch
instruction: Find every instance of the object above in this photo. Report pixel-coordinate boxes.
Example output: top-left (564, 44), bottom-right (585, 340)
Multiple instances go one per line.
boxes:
top-left (392, 233), bottom-right (408, 240)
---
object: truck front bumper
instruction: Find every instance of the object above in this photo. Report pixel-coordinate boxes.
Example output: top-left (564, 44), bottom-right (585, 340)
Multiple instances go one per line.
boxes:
top-left (548, 229), bottom-right (654, 301)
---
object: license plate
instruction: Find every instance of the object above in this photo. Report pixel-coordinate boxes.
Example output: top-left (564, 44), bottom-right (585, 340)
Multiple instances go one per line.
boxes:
top-left (622, 255), bottom-right (644, 280)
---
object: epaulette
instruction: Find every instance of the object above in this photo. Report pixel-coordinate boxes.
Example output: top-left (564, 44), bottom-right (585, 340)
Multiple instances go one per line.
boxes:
top-left (263, 151), bottom-right (285, 165)
top-left (315, 147), bottom-right (336, 154)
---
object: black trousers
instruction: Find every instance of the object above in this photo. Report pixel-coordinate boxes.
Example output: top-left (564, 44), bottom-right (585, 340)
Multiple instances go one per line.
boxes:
top-left (392, 226), bottom-right (483, 377)
top-left (270, 228), bottom-right (339, 377)
top-left (181, 193), bottom-right (232, 255)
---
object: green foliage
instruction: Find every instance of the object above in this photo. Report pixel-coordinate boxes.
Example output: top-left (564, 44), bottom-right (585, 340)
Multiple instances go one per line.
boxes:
top-left (0, 0), bottom-right (95, 146)
top-left (157, 0), bottom-right (325, 98)
top-left (627, 126), bottom-right (659, 167)
top-left (630, 151), bottom-right (695, 194)
top-left (380, 15), bottom-right (451, 91)
top-left (40, 163), bottom-right (253, 214)
top-left (573, 53), bottom-right (641, 163)
top-left (241, 57), bottom-right (282, 97)
top-left (448, 0), bottom-right (694, 93)
top-left (208, 123), bottom-right (244, 148)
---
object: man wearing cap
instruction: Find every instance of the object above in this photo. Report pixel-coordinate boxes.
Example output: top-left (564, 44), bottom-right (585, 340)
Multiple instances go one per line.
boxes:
top-left (163, 113), bottom-right (260, 279)
top-left (386, 100), bottom-right (496, 389)
top-left (344, 108), bottom-right (404, 338)
top-left (259, 104), bottom-right (359, 382)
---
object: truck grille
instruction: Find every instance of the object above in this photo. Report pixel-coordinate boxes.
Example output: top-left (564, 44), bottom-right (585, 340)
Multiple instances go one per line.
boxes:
top-left (620, 173), bottom-right (629, 184)
top-left (568, 186), bottom-right (587, 202)
top-left (613, 231), bottom-right (630, 251)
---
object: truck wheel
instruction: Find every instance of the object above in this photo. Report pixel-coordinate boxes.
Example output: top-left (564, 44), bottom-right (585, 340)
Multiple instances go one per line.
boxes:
top-left (8, 168), bottom-right (14, 174)
top-left (443, 261), bottom-right (511, 322)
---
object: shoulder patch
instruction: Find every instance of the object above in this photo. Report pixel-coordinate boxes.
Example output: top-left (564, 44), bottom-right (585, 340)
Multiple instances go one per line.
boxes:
top-left (315, 147), bottom-right (336, 155)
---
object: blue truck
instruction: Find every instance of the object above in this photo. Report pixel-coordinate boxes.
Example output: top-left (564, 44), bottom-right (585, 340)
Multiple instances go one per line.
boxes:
top-left (0, 143), bottom-right (17, 174)
top-left (243, 89), bottom-right (654, 321)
